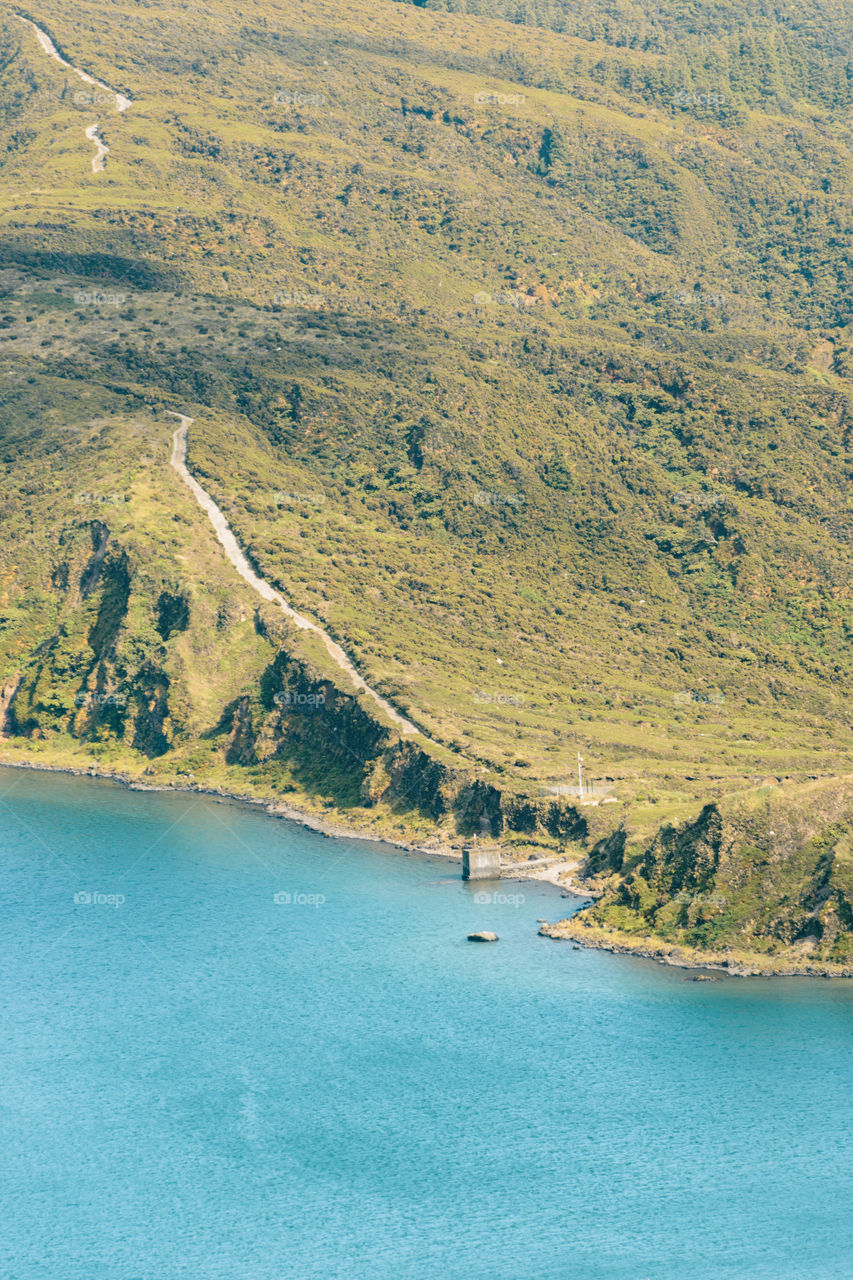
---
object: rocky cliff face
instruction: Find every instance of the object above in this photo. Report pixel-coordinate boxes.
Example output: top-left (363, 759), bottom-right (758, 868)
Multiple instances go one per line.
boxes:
top-left (563, 782), bottom-right (853, 969)
top-left (0, 677), bottom-right (21, 737)
top-left (7, 493), bottom-right (852, 977)
top-left (1, 519), bottom-right (589, 848)
top-left (8, 523), bottom-right (174, 756)
top-left (223, 649), bottom-right (590, 840)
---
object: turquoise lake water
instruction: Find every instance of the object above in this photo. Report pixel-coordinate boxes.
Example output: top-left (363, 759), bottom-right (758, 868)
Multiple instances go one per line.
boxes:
top-left (2, 766), bottom-right (852, 1280)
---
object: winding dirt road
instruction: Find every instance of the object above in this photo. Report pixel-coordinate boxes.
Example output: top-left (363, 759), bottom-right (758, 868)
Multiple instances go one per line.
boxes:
top-left (84, 123), bottom-right (108, 173)
top-left (167, 413), bottom-right (423, 738)
top-left (17, 15), bottom-right (131, 172)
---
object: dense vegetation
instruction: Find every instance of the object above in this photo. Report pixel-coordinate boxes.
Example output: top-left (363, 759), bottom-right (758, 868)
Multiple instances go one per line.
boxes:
top-left (554, 777), bottom-right (853, 973)
top-left (0, 0), bottom-right (851, 964)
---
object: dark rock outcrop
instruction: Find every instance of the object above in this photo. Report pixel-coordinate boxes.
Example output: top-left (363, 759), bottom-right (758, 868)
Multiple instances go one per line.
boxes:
top-left (570, 783), bottom-right (853, 968)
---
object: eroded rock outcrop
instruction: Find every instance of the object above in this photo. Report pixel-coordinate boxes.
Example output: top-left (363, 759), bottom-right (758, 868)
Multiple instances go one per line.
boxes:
top-left (553, 782), bottom-right (853, 971)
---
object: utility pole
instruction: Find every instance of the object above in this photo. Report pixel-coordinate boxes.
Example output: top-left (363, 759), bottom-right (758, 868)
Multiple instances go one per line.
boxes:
top-left (577, 752), bottom-right (583, 799)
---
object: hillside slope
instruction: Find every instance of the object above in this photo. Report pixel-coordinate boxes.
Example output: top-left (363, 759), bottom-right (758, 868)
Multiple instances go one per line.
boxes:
top-left (1, 0), bottom-right (852, 965)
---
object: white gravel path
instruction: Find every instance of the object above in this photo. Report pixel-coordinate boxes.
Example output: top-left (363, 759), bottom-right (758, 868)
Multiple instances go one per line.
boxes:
top-left (167, 413), bottom-right (424, 738)
top-left (17, 14), bottom-right (131, 172)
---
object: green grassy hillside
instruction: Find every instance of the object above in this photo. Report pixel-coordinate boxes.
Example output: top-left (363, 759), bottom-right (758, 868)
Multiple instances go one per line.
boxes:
top-left (1, 0), bottom-right (852, 961)
top-left (546, 776), bottom-right (853, 974)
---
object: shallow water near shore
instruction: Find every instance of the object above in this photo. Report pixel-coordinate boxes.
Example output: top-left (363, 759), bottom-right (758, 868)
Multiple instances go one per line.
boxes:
top-left (2, 766), bottom-right (852, 1280)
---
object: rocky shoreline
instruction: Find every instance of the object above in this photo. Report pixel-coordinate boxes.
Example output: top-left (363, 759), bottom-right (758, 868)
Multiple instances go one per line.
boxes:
top-left (0, 751), bottom-right (585, 886)
top-left (0, 751), bottom-right (464, 859)
top-left (4, 752), bottom-right (852, 979)
top-left (540, 915), bottom-right (853, 979)
top-left (0, 750), bottom-right (596, 893)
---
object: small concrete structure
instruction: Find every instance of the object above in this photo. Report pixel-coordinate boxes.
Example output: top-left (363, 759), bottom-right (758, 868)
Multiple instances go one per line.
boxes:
top-left (462, 845), bottom-right (501, 881)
